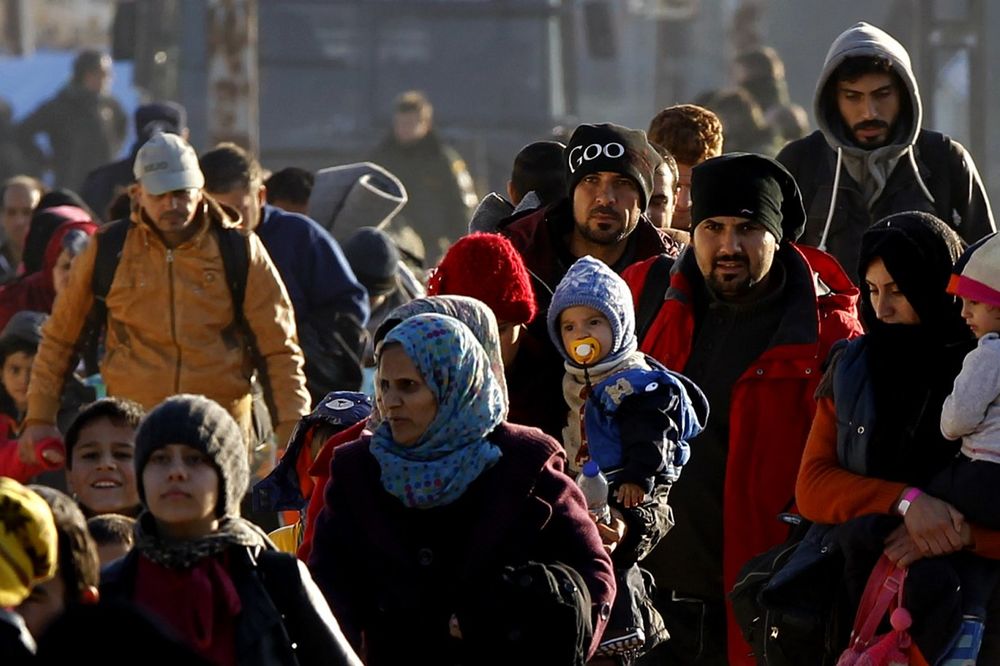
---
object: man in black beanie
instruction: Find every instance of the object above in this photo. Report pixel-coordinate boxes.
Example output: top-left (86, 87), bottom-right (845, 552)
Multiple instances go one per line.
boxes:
top-left (495, 122), bottom-right (684, 438)
top-left (623, 153), bottom-right (864, 665)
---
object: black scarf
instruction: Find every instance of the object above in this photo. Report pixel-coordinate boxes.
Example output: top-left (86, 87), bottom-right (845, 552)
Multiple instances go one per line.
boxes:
top-left (863, 321), bottom-right (972, 484)
top-left (856, 212), bottom-right (974, 483)
top-left (134, 512), bottom-right (273, 569)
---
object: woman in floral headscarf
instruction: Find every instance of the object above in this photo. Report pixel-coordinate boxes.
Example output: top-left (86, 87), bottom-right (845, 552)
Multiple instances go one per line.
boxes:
top-left (308, 313), bottom-right (615, 665)
top-left (296, 295), bottom-right (509, 561)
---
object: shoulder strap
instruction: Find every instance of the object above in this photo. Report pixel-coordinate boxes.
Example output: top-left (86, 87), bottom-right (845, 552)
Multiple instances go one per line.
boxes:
top-left (914, 131), bottom-right (955, 216)
top-left (635, 254), bottom-right (672, 346)
top-left (848, 555), bottom-right (907, 648)
top-left (91, 218), bottom-right (131, 303)
top-left (211, 224), bottom-right (250, 329)
top-left (78, 219), bottom-right (131, 376)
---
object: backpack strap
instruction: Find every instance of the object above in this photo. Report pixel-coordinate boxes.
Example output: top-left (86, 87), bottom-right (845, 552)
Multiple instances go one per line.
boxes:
top-left (78, 219), bottom-right (131, 375)
top-left (913, 131), bottom-right (955, 219)
top-left (212, 224), bottom-right (280, 427)
top-left (211, 223), bottom-right (250, 332)
top-left (635, 254), bottom-right (673, 346)
top-left (91, 219), bottom-right (131, 302)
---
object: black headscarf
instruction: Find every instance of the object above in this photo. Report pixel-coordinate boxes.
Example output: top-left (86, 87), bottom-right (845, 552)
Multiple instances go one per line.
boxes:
top-left (856, 211), bottom-right (974, 483)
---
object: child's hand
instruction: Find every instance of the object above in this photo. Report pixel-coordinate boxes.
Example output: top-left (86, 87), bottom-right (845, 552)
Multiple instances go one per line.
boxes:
top-left (616, 483), bottom-right (645, 509)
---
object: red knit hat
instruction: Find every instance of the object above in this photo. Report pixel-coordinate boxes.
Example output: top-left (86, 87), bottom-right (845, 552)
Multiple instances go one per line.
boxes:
top-left (428, 233), bottom-right (537, 324)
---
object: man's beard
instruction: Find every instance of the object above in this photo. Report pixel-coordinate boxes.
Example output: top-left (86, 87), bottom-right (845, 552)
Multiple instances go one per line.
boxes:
top-left (851, 119), bottom-right (892, 148)
top-left (704, 253), bottom-right (757, 298)
top-left (577, 207), bottom-right (628, 246)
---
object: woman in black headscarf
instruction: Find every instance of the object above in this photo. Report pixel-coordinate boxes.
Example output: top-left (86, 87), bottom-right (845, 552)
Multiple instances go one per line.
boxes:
top-left (796, 211), bottom-right (1000, 662)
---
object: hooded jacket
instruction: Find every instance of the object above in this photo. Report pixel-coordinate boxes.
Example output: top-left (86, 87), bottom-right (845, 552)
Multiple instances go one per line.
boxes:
top-left (777, 22), bottom-right (995, 276)
top-left (622, 242), bottom-right (863, 666)
top-left (0, 217), bottom-right (98, 330)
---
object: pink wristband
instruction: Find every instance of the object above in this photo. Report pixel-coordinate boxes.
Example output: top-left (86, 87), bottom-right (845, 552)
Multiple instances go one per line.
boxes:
top-left (896, 486), bottom-right (923, 516)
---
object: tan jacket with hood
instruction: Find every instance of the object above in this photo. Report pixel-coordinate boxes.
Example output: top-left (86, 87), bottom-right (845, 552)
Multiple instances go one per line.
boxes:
top-left (26, 197), bottom-right (310, 437)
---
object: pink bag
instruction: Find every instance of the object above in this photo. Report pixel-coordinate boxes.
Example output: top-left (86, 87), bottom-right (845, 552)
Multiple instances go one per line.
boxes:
top-left (836, 555), bottom-right (913, 666)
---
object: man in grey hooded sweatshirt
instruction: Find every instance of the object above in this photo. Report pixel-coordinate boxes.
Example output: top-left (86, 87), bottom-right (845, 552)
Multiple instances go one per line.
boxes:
top-left (777, 22), bottom-right (995, 277)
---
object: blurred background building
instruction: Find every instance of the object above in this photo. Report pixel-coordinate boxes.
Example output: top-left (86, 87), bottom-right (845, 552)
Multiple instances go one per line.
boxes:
top-left (0, 0), bottom-right (995, 202)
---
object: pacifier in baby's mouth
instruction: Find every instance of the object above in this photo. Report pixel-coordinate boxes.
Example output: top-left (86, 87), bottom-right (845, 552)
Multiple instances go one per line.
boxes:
top-left (569, 337), bottom-right (602, 365)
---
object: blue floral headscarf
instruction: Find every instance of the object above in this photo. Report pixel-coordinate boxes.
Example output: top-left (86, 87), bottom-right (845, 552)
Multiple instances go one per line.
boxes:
top-left (370, 313), bottom-right (505, 509)
top-left (376, 295), bottom-right (509, 415)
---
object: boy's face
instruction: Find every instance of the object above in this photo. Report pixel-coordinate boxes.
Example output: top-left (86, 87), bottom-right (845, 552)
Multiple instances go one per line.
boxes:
top-left (66, 417), bottom-right (139, 515)
top-left (2, 350), bottom-right (33, 410)
top-left (960, 297), bottom-right (1000, 338)
top-left (559, 305), bottom-right (613, 365)
top-left (142, 443), bottom-right (220, 539)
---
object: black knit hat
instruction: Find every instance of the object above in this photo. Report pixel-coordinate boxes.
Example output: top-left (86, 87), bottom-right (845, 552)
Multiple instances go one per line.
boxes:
top-left (690, 153), bottom-right (806, 242)
top-left (0, 310), bottom-right (46, 361)
top-left (342, 227), bottom-right (400, 297)
top-left (565, 123), bottom-right (661, 211)
top-left (134, 395), bottom-right (248, 519)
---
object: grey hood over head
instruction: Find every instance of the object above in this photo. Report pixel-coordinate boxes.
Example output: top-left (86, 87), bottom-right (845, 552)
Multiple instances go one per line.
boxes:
top-left (811, 22), bottom-right (935, 249)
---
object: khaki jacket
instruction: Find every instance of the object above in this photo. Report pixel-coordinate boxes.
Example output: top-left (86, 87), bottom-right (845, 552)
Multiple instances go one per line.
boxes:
top-left (27, 198), bottom-right (310, 433)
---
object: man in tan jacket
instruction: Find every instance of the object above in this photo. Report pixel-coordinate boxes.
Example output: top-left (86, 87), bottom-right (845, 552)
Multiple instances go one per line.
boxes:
top-left (19, 132), bottom-right (310, 465)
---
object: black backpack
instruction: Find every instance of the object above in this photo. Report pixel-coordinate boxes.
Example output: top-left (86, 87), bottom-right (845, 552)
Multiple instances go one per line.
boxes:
top-left (79, 217), bottom-right (253, 374)
top-left (729, 517), bottom-right (843, 666)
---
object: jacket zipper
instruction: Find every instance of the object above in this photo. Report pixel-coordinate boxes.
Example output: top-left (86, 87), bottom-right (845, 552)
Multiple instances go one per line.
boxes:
top-left (166, 249), bottom-right (181, 392)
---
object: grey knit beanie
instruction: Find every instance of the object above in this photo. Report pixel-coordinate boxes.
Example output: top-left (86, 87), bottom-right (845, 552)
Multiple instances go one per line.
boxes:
top-left (547, 256), bottom-right (637, 368)
top-left (134, 395), bottom-right (248, 518)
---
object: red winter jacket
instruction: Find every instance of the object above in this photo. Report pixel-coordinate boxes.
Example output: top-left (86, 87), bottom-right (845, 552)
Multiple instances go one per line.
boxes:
top-left (622, 243), bottom-right (863, 666)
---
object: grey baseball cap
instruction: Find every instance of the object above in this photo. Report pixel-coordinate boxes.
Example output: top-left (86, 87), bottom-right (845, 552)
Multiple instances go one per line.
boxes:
top-left (133, 131), bottom-right (205, 195)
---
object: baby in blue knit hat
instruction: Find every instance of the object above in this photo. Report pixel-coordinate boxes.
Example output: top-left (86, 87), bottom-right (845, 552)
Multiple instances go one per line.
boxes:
top-left (548, 256), bottom-right (707, 508)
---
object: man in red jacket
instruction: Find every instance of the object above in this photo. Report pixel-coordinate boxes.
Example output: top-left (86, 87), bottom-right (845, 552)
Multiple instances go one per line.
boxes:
top-left (623, 153), bottom-right (863, 665)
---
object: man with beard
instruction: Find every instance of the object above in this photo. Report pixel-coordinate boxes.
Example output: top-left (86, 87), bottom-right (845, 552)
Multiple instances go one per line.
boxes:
top-left (777, 22), bottom-right (994, 277)
top-left (19, 132), bottom-right (310, 467)
top-left (622, 153), bottom-right (863, 665)
top-left (498, 122), bottom-right (680, 438)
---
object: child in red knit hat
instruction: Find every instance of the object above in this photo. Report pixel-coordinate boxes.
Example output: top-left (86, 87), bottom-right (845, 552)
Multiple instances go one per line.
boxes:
top-left (427, 233), bottom-right (537, 368)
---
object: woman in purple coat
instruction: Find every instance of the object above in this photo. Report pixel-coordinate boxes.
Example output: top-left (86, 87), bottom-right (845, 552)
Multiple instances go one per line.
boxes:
top-left (308, 312), bottom-right (615, 664)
